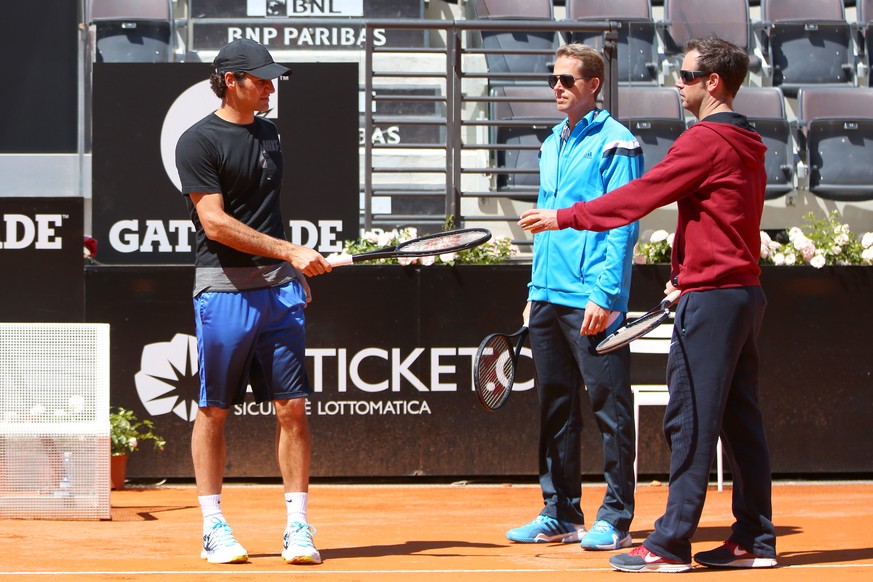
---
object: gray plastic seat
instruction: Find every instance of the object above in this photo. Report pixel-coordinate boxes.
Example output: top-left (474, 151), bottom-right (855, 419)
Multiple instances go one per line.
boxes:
top-left (662, 0), bottom-right (756, 71)
top-left (566, 0), bottom-right (659, 85)
top-left (733, 87), bottom-right (794, 199)
top-left (760, 0), bottom-right (854, 96)
top-left (797, 87), bottom-right (873, 201)
top-left (490, 85), bottom-right (563, 190)
top-left (471, 0), bottom-right (560, 86)
top-left (617, 87), bottom-right (685, 173)
top-left (89, 0), bottom-right (173, 63)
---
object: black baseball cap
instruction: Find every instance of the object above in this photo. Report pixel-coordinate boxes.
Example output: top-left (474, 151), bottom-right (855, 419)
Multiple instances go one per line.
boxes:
top-left (213, 39), bottom-right (290, 80)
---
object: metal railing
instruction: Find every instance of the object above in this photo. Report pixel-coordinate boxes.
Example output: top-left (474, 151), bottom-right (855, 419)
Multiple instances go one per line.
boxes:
top-left (362, 19), bottom-right (620, 246)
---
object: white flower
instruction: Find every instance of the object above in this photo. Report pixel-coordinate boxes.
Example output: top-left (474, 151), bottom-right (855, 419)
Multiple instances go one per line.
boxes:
top-left (862, 246), bottom-right (873, 263)
top-left (792, 235), bottom-right (811, 251)
top-left (861, 232), bottom-right (873, 248)
top-left (759, 232), bottom-right (771, 258)
top-left (420, 255), bottom-right (436, 266)
top-left (800, 243), bottom-right (816, 262)
top-left (377, 230), bottom-right (396, 247)
top-left (440, 252), bottom-right (457, 263)
top-left (650, 229), bottom-right (669, 243)
top-left (128, 437), bottom-right (138, 450)
top-left (666, 232), bottom-right (675, 246)
top-left (398, 256), bottom-right (416, 266)
top-left (784, 253), bottom-right (796, 265)
top-left (633, 254), bottom-right (647, 265)
top-left (835, 232), bottom-right (850, 246)
top-left (787, 226), bottom-right (803, 241)
top-left (362, 229), bottom-right (381, 244)
top-left (810, 254), bottom-right (827, 269)
top-left (773, 253), bottom-right (785, 265)
top-left (830, 245), bottom-right (841, 255)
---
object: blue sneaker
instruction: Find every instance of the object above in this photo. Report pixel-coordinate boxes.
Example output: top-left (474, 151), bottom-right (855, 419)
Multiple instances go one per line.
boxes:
top-left (580, 519), bottom-right (632, 550)
top-left (506, 515), bottom-right (586, 543)
top-left (201, 517), bottom-right (248, 564)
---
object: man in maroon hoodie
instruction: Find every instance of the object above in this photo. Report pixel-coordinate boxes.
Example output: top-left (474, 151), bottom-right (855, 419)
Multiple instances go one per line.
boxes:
top-left (519, 36), bottom-right (776, 573)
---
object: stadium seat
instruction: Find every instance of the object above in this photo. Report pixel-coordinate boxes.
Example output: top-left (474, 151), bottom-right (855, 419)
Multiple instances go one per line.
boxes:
top-left (89, 0), bottom-right (174, 63)
top-left (489, 85), bottom-right (563, 191)
top-left (470, 0), bottom-right (560, 86)
top-left (732, 87), bottom-right (794, 199)
top-left (616, 87), bottom-right (686, 172)
top-left (758, 0), bottom-right (854, 96)
top-left (565, 0), bottom-right (659, 85)
top-left (661, 0), bottom-right (757, 74)
top-left (796, 87), bottom-right (873, 201)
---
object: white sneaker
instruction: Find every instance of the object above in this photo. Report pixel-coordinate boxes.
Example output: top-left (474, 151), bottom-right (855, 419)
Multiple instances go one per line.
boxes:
top-left (282, 521), bottom-right (322, 564)
top-left (200, 517), bottom-right (248, 564)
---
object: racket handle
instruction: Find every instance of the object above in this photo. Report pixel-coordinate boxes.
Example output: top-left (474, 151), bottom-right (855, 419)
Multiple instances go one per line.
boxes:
top-left (326, 254), bottom-right (353, 267)
top-left (661, 289), bottom-right (681, 308)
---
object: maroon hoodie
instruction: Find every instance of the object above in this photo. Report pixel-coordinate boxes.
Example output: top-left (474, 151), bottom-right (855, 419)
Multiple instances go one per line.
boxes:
top-left (556, 113), bottom-right (767, 292)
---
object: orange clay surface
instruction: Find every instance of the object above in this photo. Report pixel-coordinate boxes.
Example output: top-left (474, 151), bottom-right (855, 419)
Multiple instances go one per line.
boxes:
top-left (1, 481), bottom-right (872, 581)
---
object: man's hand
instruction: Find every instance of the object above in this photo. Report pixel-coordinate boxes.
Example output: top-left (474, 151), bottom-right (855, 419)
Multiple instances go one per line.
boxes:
top-left (580, 301), bottom-right (613, 336)
top-left (518, 208), bottom-right (560, 234)
top-left (287, 245), bottom-right (331, 277)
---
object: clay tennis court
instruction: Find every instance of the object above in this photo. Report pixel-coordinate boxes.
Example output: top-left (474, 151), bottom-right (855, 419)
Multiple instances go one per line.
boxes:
top-left (2, 480), bottom-right (871, 581)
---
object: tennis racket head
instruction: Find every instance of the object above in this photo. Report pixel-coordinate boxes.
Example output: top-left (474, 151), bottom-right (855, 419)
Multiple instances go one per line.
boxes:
top-left (595, 310), bottom-right (669, 354)
top-left (395, 228), bottom-right (491, 257)
top-left (473, 327), bottom-right (527, 411)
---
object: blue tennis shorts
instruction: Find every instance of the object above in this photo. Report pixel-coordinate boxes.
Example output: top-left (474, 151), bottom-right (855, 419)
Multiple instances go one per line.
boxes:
top-left (193, 281), bottom-right (312, 408)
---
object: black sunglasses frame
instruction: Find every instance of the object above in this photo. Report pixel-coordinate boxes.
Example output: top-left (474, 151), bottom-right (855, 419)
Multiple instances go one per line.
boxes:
top-left (547, 74), bottom-right (586, 89)
top-left (679, 70), bottom-right (709, 84)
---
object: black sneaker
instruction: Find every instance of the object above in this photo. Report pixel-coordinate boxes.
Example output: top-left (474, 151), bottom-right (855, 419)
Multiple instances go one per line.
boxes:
top-left (609, 544), bottom-right (693, 573)
top-left (694, 540), bottom-right (777, 568)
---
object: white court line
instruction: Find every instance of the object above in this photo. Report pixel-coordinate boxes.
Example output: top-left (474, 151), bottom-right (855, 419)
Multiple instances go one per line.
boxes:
top-left (3, 564), bottom-right (873, 576)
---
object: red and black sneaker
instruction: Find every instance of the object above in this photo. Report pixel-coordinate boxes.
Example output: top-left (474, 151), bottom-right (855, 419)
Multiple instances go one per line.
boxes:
top-left (694, 540), bottom-right (777, 569)
top-left (609, 543), bottom-right (693, 573)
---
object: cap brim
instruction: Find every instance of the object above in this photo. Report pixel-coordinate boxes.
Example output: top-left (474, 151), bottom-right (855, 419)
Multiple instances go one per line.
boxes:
top-left (247, 63), bottom-right (290, 80)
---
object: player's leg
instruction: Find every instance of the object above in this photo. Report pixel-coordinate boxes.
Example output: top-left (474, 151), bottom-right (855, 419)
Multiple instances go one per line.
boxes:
top-left (251, 281), bottom-right (321, 564)
top-left (696, 286), bottom-right (776, 568)
top-left (576, 331), bottom-right (635, 550)
top-left (643, 290), bottom-right (746, 563)
top-left (506, 301), bottom-right (586, 544)
top-left (192, 291), bottom-right (261, 564)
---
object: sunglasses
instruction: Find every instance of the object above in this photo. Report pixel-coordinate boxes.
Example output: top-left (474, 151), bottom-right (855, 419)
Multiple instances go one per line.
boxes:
top-left (679, 70), bottom-right (709, 84)
top-left (547, 74), bottom-right (586, 89)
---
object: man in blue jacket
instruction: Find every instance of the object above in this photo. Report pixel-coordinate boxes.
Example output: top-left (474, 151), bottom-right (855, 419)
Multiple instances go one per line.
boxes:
top-left (506, 43), bottom-right (643, 551)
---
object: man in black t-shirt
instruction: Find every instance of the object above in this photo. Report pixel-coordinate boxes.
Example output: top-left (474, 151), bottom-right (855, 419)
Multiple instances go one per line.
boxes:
top-left (175, 38), bottom-right (331, 566)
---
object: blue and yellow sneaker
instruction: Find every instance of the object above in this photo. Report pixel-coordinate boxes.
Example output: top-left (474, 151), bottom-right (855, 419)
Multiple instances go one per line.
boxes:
top-left (506, 515), bottom-right (586, 543)
top-left (201, 517), bottom-right (248, 564)
top-left (282, 521), bottom-right (322, 565)
top-left (580, 519), bottom-right (632, 550)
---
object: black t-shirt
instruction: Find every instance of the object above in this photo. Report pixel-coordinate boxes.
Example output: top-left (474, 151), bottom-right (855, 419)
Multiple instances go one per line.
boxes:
top-left (175, 113), bottom-right (287, 270)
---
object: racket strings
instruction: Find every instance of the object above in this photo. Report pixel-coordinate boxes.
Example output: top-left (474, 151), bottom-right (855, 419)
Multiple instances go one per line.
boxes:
top-left (597, 310), bottom-right (667, 353)
top-left (476, 335), bottom-right (515, 409)
top-left (399, 231), bottom-right (486, 254)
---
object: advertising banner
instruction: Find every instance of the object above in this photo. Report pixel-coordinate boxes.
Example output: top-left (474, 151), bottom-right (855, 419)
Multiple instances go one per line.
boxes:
top-left (189, 0), bottom-right (425, 51)
top-left (0, 197), bottom-right (83, 322)
top-left (86, 264), bottom-right (873, 480)
top-left (91, 62), bottom-right (360, 265)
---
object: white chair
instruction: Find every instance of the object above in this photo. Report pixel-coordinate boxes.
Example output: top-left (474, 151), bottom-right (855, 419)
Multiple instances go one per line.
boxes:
top-left (629, 312), bottom-right (724, 492)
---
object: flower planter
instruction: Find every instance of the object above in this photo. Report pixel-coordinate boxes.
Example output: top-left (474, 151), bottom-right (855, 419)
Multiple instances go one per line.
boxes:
top-left (110, 454), bottom-right (129, 490)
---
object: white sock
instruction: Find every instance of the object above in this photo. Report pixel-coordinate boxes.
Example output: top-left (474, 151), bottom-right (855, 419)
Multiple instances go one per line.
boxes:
top-left (285, 492), bottom-right (308, 527)
top-left (199, 494), bottom-right (223, 530)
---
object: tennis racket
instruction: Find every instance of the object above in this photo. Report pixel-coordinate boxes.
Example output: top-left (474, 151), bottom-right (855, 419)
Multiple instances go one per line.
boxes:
top-left (327, 228), bottom-right (492, 267)
top-left (473, 324), bottom-right (529, 412)
top-left (595, 290), bottom-right (681, 355)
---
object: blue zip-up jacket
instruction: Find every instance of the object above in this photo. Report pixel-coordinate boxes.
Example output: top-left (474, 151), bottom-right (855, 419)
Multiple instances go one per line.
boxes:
top-left (528, 108), bottom-right (643, 312)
